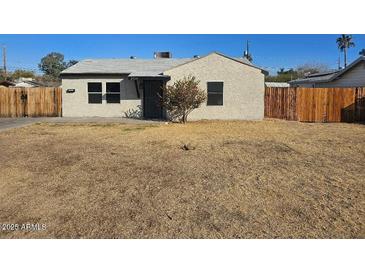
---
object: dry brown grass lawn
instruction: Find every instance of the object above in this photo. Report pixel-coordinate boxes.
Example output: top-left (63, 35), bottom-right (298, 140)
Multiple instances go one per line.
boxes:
top-left (0, 120), bottom-right (364, 238)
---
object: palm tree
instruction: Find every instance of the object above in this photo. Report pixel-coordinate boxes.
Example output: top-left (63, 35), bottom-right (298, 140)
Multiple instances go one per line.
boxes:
top-left (359, 49), bottom-right (365, 56)
top-left (336, 34), bottom-right (355, 68)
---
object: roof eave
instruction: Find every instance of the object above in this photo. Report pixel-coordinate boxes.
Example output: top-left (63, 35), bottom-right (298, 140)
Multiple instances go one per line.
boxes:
top-left (60, 72), bottom-right (131, 78)
top-left (328, 56), bottom-right (365, 81)
top-left (163, 51), bottom-right (268, 75)
top-left (128, 75), bottom-right (170, 80)
top-left (213, 51), bottom-right (268, 74)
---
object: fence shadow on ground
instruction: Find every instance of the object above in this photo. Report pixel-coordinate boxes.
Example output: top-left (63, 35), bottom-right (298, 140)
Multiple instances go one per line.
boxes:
top-left (341, 97), bottom-right (365, 123)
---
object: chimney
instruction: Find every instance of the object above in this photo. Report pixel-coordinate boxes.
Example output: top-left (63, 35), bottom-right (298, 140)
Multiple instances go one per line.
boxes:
top-left (154, 52), bottom-right (172, 59)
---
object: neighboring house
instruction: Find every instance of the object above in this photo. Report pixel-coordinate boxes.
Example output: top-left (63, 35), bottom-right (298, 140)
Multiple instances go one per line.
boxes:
top-left (290, 56), bottom-right (365, 88)
top-left (14, 78), bottom-right (44, 88)
top-left (0, 80), bottom-right (15, 88)
top-left (265, 82), bottom-right (290, 88)
top-left (0, 78), bottom-right (44, 88)
top-left (60, 52), bottom-right (267, 120)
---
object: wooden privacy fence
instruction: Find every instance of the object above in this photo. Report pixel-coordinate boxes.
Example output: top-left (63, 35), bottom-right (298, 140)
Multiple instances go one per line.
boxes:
top-left (265, 87), bottom-right (365, 122)
top-left (0, 87), bottom-right (62, 117)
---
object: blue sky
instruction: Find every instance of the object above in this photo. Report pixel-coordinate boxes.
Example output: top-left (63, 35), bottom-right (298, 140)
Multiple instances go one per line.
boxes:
top-left (0, 34), bottom-right (364, 75)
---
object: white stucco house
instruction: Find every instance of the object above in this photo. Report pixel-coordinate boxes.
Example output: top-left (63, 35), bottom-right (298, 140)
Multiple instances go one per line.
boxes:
top-left (60, 52), bottom-right (267, 120)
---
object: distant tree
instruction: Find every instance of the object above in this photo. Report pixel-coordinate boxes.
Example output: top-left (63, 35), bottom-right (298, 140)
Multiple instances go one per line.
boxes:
top-left (36, 74), bottom-right (61, 87)
top-left (38, 52), bottom-right (77, 80)
top-left (265, 63), bottom-right (329, 82)
top-left (66, 60), bottom-right (78, 67)
top-left (336, 34), bottom-right (355, 68)
top-left (359, 49), bottom-right (365, 56)
top-left (161, 76), bottom-right (206, 123)
top-left (10, 69), bottom-right (35, 80)
top-left (296, 63), bottom-right (329, 78)
top-left (38, 52), bottom-right (65, 79)
top-left (0, 69), bottom-right (5, 81)
top-left (265, 68), bottom-right (298, 82)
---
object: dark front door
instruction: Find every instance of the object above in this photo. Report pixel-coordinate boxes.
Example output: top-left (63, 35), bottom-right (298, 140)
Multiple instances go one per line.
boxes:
top-left (143, 80), bottom-right (164, 119)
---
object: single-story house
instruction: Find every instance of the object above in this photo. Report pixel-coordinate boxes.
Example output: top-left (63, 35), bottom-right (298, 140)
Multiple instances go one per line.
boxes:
top-left (0, 78), bottom-right (45, 88)
top-left (14, 78), bottom-right (44, 88)
top-left (60, 52), bottom-right (267, 120)
top-left (0, 80), bottom-right (15, 88)
top-left (290, 56), bottom-right (365, 88)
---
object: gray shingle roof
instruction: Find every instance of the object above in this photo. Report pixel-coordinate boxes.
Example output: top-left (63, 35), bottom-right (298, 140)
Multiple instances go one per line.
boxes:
top-left (216, 52), bottom-right (267, 73)
top-left (60, 58), bottom-right (192, 76)
top-left (60, 52), bottom-right (268, 77)
top-left (233, 57), bottom-right (254, 66)
top-left (289, 71), bottom-right (337, 84)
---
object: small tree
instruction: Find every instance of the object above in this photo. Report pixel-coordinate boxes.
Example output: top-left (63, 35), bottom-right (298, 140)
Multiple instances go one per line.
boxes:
top-left (10, 69), bottom-right (35, 80)
top-left (161, 76), bottom-right (206, 123)
top-left (0, 69), bottom-right (5, 81)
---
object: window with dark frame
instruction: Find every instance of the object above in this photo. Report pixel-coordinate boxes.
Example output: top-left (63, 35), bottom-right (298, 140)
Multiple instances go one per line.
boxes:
top-left (207, 81), bottom-right (223, 106)
top-left (88, 82), bottom-right (102, 104)
top-left (106, 82), bottom-right (121, 104)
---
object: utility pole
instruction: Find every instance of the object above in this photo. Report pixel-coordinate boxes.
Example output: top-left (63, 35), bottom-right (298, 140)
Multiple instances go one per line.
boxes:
top-left (337, 56), bottom-right (340, 70)
top-left (337, 50), bottom-right (342, 70)
top-left (244, 40), bottom-right (250, 57)
top-left (2, 45), bottom-right (7, 79)
top-left (243, 40), bottom-right (253, 62)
